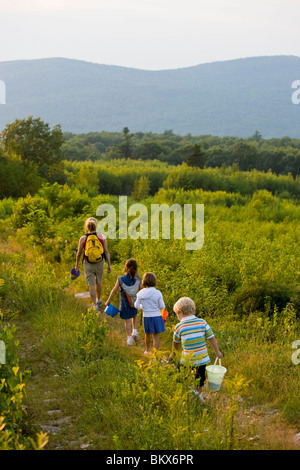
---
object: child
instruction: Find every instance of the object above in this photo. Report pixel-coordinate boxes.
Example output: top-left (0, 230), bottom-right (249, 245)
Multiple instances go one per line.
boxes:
top-left (134, 272), bottom-right (166, 355)
top-left (105, 258), bottom-right (141, 346)
top-left (168, 296), bottom-right (222, 402)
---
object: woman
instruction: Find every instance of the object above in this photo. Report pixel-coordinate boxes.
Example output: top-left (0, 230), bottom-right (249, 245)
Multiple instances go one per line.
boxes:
top-left (75, 217), bottom-right (111, 310)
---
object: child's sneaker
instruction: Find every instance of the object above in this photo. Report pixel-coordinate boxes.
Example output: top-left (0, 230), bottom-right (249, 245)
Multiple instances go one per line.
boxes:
top-left (132, 330), bottom-right (139, 341)
top-left (198, 393), bottom-right (205, 403)
top-left (95, 299), bottom-right (102, 312)
top-left (127, 336), bottom-right (134, 346)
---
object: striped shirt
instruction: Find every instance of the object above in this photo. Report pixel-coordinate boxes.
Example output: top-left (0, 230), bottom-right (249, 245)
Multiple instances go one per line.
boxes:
top-left (173, 315), bottom-right (214, 366)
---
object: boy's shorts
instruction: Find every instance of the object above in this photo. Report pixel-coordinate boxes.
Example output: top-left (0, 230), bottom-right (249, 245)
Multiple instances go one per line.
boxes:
top-left (143, 316), bottom-right (166, 334)
top-left (177, 363), bottom-right (206, 387)
top-left (84, 260), bottom-right (104, 286)
top-left (193, 365), bottom-right (206, 387)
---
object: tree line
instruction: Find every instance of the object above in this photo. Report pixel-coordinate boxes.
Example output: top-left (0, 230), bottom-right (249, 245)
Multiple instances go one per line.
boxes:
top-left (0, 117), bottom-right (300, 200)
top-left (62, 126), bottom-right (300, 177)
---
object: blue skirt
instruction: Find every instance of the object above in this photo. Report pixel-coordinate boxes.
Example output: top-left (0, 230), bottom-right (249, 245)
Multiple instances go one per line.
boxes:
top-left (143, 316), bottom-right (166, 334)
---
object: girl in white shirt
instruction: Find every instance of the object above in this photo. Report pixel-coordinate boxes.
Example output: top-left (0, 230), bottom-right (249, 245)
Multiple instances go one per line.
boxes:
top-left (134, 272), bottom-right (166, 355)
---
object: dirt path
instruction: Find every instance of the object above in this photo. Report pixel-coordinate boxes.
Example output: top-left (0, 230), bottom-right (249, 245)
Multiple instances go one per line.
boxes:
top-left (14, 314), bottom-right (83, 449)
top-left (13, 295), bottom-right (149, 450)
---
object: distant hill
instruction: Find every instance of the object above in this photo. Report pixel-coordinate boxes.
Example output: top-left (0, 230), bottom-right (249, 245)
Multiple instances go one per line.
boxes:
top-left (0, 56), bottom-right (299, 138)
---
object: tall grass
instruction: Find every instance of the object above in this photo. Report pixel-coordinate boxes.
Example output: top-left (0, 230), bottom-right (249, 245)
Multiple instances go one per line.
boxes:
top-left (1, 248), bottom-right (299, 449)
top-left (1, 176), bottom-right (299, 449)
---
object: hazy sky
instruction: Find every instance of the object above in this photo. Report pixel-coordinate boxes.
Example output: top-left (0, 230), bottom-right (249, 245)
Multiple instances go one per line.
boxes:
top-left (0, 0), bottom-right (299, 70)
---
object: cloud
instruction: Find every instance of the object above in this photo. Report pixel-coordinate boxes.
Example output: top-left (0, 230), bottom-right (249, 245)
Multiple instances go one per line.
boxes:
top-left (1, 0), bottom-right (109, 13)
top-left (0, 0), bottom-right (298, 70)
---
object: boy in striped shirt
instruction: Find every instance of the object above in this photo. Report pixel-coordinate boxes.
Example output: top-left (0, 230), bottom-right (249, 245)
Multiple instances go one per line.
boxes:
top-left (169, 297), bottom-right (222, 402)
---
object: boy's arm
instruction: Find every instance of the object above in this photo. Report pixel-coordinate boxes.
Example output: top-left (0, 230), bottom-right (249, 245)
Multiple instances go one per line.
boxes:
top-left (208, 336), bottom-right (223, 359)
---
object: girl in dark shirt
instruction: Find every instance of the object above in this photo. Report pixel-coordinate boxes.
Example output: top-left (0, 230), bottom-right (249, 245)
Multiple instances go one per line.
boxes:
top-left (105, 258), bottom-right (141, 345)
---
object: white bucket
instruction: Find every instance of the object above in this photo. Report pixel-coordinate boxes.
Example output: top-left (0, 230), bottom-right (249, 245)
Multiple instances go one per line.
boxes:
top-left (206, 358), bottom-right (227, 391)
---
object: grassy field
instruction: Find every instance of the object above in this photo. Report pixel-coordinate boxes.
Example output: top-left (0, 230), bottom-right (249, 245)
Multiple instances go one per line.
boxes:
top-left (0, 166), bottom-right (300, 450)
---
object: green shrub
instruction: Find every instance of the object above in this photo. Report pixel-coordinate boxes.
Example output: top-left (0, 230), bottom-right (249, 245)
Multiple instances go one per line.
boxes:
top-left (0, 319), bottom-right (48, 449)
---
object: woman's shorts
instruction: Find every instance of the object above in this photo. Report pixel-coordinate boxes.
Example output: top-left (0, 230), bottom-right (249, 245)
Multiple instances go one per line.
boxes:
top-left (143, 316), bottom-right (166, 334)
top-left (84, 260), bottom-right (104, 286)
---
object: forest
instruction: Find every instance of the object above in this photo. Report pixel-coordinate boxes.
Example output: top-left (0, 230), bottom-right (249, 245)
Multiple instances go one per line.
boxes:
top-left (0, 117), bottom-right (299, 450)
top-left (1, 120), bottom-right (300, 201)
top-left (62, 128), bottom-right (300, 175)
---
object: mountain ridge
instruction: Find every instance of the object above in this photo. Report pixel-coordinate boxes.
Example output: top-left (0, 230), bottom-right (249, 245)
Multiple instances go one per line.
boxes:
top-left (0, 55), bottom-right (299, 138)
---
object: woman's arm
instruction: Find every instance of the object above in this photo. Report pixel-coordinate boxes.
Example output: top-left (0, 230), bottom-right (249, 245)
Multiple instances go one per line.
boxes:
top-left (102, 238), bottom-right (112, 273)
top-left (75, 236), bottom-right (85, 269)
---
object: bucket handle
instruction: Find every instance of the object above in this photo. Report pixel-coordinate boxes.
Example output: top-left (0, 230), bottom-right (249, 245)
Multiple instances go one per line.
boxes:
top-left (211, 357), bottom-right (221, 373)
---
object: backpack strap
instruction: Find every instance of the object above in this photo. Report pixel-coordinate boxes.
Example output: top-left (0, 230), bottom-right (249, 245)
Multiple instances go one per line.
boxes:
top-left (119, 276), bottom-right (139, 288)
top-left (118, 276), bottom-right (140, 307)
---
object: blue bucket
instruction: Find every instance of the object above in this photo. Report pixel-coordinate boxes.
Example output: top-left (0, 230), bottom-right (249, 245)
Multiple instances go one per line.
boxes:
top-left (105, 303), bottom-right (119, 317)
top-left (70, 268), bottom-right (81, 280)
